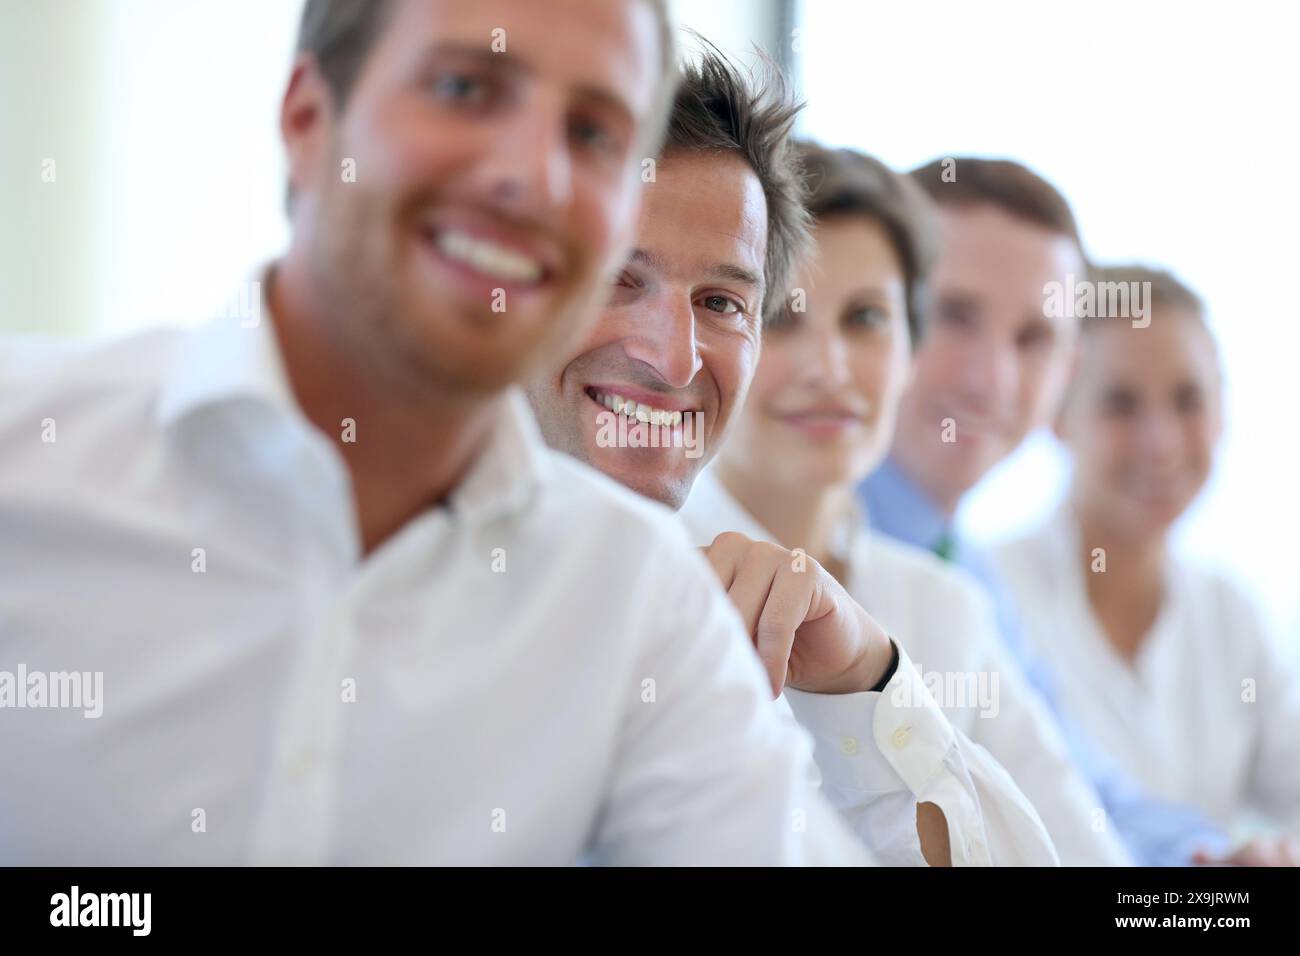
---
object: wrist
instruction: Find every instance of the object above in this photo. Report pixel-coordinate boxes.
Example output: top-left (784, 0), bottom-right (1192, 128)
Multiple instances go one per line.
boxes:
top-left (865, 637), bottom-right (899, 692)
top-left (829, 623), bottom-right (896, 695)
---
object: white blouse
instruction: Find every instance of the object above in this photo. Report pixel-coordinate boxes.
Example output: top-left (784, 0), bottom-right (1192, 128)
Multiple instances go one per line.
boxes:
top-left (994, 506), bottom-right (1300, 835)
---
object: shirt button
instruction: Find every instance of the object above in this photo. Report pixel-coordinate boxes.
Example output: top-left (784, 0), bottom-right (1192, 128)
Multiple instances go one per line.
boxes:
top-left (839, 737), bottom-right (859, 756)
top-left (891, 725), bottom-right (911, 749)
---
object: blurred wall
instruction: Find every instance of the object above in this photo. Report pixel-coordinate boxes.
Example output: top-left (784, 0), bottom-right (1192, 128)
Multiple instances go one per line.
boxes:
top-left (1, 0), bottom-right (783, 339)
top-left (0, 1), bottom-right (110, 337)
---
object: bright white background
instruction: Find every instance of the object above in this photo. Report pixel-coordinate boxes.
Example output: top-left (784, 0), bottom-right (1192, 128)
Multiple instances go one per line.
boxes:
top-left (797, 0), bottom-right (1300, 643)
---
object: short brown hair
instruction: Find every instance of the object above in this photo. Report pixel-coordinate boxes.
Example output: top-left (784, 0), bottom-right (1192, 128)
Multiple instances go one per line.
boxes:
top-left (1083, 264), bottom-right (1209, 329)
top-left (295, 0), bottom-right (400, 113)
top-left (910, 157), bottom-right (1085, 259)
top-left (1063, 264), bottom-right (1220, 407)
top-left (297, 0), bottom-right (676, 107)
top-left (664, 41), bottom-right (809, 326)
top-left (1086, 265), bottom-right (1196, 321)
top-left (797, 142), bottom-right (938, 343)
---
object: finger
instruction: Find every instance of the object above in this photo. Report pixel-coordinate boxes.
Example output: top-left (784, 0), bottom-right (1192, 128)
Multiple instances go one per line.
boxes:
top-left (749, 561), bottom-right (812, 696)
top-left (700, 531), bottom-right (754, 591)
top-left (723, 544), bottom-right (782, 639)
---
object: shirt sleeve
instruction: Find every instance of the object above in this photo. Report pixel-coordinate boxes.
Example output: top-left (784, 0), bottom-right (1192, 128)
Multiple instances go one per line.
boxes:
top-left (965, 624), bottom-right (1134, 866)
top-left (785, 642), bottom-right (1060, 866)
top-left (587, 541), bottom-right (875, 866)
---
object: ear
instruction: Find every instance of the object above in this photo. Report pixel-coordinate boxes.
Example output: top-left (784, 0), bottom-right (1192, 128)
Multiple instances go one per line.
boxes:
top-left (280, 54), bottom-right (336, 214)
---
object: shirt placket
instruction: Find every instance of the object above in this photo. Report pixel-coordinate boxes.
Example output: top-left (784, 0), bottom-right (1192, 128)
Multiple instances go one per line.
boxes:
top-left (248, 436), bottom-right (360, 865)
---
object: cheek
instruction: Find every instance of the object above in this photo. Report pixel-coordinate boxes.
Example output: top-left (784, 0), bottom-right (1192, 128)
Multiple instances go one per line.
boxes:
top-left (749, 343), bottom-right (800, 403)
top-left (911, 337), bottom-right (960, 395)
top-left (723, 332), bottom-right (762, 399)
top-left (1091, 420), bottom-right (1138, 473)
top-left (569, 311), bottom-right (620, 362)
top-left (574, 172), bottom-right (638, 270)
top-left (858, 338), bottom-right (908, 407)
top-left (348, 100), bottom-right (446, 191)
top-left (1187, 419), bottom-right (1219, 467)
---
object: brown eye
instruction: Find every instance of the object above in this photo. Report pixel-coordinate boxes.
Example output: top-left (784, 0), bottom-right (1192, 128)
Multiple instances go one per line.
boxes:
top-left (1018, 323), bottom-right (1055, 352)
top-left (432, 71), bottom-right (493, 109)
top-left (1102, 389), bottom-right (1138, 416)
top-left (570, 116), bottom-right (612, 153)
top-left (844, 305), bottom-right (887, 330)
top-left (1175, 384), bottom-right (1205, 414)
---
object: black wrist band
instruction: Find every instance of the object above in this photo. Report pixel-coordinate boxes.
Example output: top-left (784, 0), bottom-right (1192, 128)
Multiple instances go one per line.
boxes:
top-left (868, 640), bottom-right (900, 693)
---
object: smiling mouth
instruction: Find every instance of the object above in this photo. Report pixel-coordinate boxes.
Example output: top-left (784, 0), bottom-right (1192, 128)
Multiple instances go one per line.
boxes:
top-left (418, 222), bottom-right (549, 286)
top-left (585, 387), bottom-right (689, 428)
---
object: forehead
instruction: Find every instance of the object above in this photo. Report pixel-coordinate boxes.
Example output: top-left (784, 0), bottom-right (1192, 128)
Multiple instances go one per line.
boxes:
top-left (1083, 308), bottom-right (1219, 381)
top-left (373, 0), bottom-right (662, 117)
top-left (805, 217), bottom-right (904, 288)
top-left (934, 203), bottom-right (1084, 299)
top-left (636, 151), bottom-right (768, 279)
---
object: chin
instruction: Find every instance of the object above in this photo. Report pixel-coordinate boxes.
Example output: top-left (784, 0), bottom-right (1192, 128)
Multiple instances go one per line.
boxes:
top-left (1138, 498), bottom-right (1190, 533)
top-left (935, 445), bottom-right (994, 496)
top-left (439, 346), bottom-right (533, 393)
top-left (592, 451), bottom-right (694, 510)
top-left (795, 453), bottom-right (860, 493)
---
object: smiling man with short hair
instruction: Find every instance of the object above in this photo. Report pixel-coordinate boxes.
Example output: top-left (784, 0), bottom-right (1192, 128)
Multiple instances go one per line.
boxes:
top-left (528, 48), bottom-right (1064, 866)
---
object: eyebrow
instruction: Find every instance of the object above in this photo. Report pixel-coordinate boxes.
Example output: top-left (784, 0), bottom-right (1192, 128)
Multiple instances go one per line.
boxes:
top-left (628, 248), bottom-right (763, 290)
top-left (418, 42), bottom-right (523, 74)
top-left (416, 42), bottom-right (636, 124)
top-left (845, 286), bottom-right (892, 301)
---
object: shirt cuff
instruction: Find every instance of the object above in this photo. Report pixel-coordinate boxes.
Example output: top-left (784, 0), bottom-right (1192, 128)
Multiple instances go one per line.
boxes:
top-left (787, 643), bottom-right (993, 866)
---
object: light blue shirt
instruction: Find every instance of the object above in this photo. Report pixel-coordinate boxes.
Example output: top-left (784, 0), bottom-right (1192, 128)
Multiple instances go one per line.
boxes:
top-left (861, 457), bottom-right (1230, 866)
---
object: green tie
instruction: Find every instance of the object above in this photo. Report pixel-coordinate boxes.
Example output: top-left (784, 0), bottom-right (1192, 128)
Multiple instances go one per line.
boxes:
top-left (932, 531), bottom-right (956, 563)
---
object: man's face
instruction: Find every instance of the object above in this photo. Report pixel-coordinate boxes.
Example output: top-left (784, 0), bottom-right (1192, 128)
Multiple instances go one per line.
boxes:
top-left (891, 202), bottom-right (1084, 505)
top-left (526, 151), bottom-right (769, 509)
top-left (282, 0), bottom-right (662, 393)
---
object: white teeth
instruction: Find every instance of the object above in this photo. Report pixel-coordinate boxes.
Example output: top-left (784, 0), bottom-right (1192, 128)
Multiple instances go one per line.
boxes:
top-left (435, 229), bottom-right (543, 283)
top-left (591, 389), bottom-right (687, 427)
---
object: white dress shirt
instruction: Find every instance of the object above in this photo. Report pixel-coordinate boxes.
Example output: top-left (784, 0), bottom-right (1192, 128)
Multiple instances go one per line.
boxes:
top-left (0, 307), bottom-right (871, 866)
top-left (680, 470), bottom-right (1070, 866)
top-left (994, 506), bottom-right (1300, 835)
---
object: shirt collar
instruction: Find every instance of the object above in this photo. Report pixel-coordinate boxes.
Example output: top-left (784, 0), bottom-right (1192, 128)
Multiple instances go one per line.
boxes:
top-left (683, 467), bottom-right (865, 567)
top-left (858, 455), bottom-right (954, 553)
top-left (447, 388), bottom-right (552, 524)
top-left (155, 266), bottom-right (551, 526)
top-left (155, 269), bottom-right (300, 431)
top-left (680, 467), bottom-right (772, 542)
